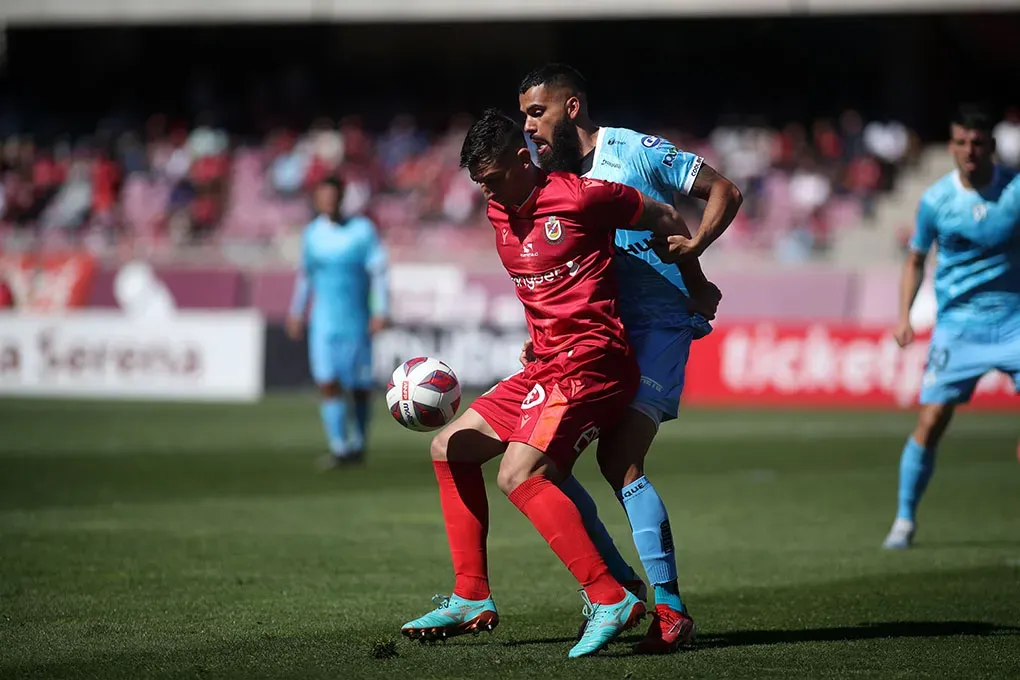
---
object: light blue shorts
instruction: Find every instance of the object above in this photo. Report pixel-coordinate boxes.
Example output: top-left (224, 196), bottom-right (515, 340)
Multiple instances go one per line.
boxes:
top-left (628, 326), bottom-right (696, 426)
top-left (309, 333), bottom-right (374, 389)
top-left (920, 322), bottom-right (1020, 404)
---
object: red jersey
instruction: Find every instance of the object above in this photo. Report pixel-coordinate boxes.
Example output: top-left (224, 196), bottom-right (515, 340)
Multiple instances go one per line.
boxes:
top-left (486, 171), bottom-right (643, 360)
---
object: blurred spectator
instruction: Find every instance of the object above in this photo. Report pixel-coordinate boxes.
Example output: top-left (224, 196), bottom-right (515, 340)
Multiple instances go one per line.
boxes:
top-left (864, 120), bottom-right (909, 164)
top-left (0, 104), bottom-right (926, 262)
top-left (844, 153), bottom-right (882, 221)
top-left (378, 114), bottom-right (427, 175)
top-left (993, 107), bottom-right (1020, 169)
top-left (790, 158), bottom-right (832, 218)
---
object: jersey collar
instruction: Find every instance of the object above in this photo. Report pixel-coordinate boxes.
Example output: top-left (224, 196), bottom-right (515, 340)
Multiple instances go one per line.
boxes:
top-left (953, 164), bottom-right (1001, 194)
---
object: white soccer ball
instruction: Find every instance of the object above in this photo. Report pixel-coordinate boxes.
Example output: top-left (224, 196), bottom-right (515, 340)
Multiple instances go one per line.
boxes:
top-left (386, 357), bottom-right (462, 432)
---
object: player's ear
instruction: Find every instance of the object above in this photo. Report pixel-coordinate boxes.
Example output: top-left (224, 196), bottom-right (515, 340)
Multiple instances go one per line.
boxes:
top-left (516, 146), bottom-right (532, 167)
top-left (565, 96), bottom-right (581, 121)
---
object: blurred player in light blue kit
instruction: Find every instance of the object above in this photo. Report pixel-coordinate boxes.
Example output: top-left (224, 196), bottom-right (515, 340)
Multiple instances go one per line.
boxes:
top-left (883, 105), bottom-right (1020, 549)
top-left (519, 64), bottom-right (742, 653)
top-left (287, 177), bottom-right (390, 468)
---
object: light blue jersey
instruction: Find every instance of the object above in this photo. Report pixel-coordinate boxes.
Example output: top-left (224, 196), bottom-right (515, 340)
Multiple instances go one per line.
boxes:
top-left (584, 127), bottom-right (709, 423)
top-left (290, 214), bottom-right (389, 387)
top-left (585, 127), bottom-right (709, 335)
top-left (910, 166), bottom-right (1020, 403)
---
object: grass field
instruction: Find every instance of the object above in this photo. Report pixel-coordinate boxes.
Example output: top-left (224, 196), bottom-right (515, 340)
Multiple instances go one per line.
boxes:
top-left (1, 394), bottom-right (1019, 679)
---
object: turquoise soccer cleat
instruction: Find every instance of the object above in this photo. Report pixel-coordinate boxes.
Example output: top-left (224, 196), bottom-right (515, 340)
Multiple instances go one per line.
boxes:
top-left (401, 594), bottom-right (499, 642)
top-left (568, 589), bottom-right (646, 658)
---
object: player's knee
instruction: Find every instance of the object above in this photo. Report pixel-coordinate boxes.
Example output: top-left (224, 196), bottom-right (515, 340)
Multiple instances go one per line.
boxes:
top-left (496, 463), bottom-right (532, 496)
top-left (429, 429), bottom-right (450, 462)
top-left (318, 381), bottom-right (342, 398)
top-left (914, 404), bottom-right (954, 447)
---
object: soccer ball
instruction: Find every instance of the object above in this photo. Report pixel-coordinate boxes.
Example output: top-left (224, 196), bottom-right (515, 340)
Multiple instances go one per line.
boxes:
top-left (386, 357), bottom-right (462, 432)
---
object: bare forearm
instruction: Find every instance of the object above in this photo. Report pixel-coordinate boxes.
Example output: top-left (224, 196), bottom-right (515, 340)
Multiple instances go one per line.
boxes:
top-left (691, 178), bottom-right (742, 252)
top-left (899, 257), bottom-right (924, 322)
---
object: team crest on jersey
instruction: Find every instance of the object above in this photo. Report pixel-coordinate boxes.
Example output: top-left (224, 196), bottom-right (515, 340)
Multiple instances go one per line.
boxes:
top-left (972, 203), bottom-right (988, 222)
top-left (641, 135), bottom-right (662, 148)
top-left (544, 217), bottom-right (564, 244)
top-left (521, 383), bottom-right (546, 410)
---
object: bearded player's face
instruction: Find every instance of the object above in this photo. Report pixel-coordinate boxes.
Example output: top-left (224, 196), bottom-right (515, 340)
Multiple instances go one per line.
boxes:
top-left (520, 85), bottom-right (583, 174)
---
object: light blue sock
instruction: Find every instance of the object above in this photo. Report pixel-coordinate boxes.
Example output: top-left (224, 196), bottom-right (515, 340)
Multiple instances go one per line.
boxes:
top-left (559, 475), bottom-right (639, 584)
top-left (897, 436), bottom-right (936, 522)
top-left (618, 476), bottom-right (686, 613)
top-left (320, 398), bottom-right (349, 456)
top-left (351, 397), bottom-right (370, 451)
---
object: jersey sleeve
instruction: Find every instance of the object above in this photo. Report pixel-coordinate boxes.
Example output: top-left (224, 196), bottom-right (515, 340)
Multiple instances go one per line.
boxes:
top-left (640, 136), bottom-right (704, 196)
top-left (363, 222), bottom-right (390, 318)
top-left (288, 229), bottom-right (313, 318)
top-left (909, 197), bottom-right (937, 254)
top-left (576, 177), bottom-right (645, 234)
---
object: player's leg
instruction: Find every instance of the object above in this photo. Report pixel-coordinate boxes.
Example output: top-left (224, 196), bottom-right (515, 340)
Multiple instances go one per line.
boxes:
top-left (343, 336), bottom-right (375, 458)
top-left (500, 353), bottom-right (645, 657)
top-left (884, 330), bottom-right (981, 549)
top-left (308, 334), bottom-right (353, 464)
top-left (558, 475), bottom-right (645, 589)
top-left (401, 390), bottom-right (513, 641)
top-left (597, 328), bottom-right (696, 653)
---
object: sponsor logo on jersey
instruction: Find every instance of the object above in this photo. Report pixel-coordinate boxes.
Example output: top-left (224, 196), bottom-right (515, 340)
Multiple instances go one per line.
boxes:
top-left (520, 242), bottom-right (539, 258)
top-left (511, 268), bottom-right (563, 289)
top-left (600, 158), bottom-right (622, 169)
top-left (573, 425), bottom-right (600, 453)
top-left (522, 383), bottom-right (546, 410)
top-left (662, 145), bottom-right (680, 168)
top-left (544, 216), bottom-right (564, 244)
top-left (641, 135), bottom-right (662, 149)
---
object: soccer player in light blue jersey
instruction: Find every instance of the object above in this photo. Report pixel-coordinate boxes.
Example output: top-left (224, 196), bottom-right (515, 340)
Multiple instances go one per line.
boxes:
top-left (518, 64), bottom-right (743, 653)
top-left (287, 177), bottom-right (390, 468)
top-left (883, 105), bottom-right (1020, 550)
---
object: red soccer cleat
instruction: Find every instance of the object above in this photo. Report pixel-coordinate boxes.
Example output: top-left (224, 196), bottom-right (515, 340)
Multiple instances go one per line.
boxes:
top-left (632, 603), bottom-right (696, 654)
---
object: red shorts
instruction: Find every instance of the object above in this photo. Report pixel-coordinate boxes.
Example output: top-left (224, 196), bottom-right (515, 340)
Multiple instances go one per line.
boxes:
top-left (470, 345), bottom-right (640, 470)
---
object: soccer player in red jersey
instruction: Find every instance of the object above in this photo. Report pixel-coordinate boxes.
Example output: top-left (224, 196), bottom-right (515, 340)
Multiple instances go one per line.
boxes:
top-left (400, 109), bottom-right (701, 658)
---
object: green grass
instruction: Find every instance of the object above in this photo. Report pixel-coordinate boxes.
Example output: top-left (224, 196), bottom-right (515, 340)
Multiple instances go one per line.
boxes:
top-left (1, 395), bottom-right (1019, 679)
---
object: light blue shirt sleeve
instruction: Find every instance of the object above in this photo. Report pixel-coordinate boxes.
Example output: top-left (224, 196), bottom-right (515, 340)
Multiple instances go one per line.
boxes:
top-left (288, 229), bottom-right (312, 318)
top-left (641, 136), bottom-right (704, 197)
top-left (364, 224), bottom-right (389, 318)
top-left (909, 197), bottom-right (937, 254)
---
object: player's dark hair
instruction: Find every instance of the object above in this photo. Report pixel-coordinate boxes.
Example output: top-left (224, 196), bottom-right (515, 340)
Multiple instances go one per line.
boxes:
top-left (317, 176), bottom-right (343, 191)
top-left (459, 108), bottom-right (526, 173)
top-left (951, 103), bottom-right (995, 133)
top-left (518, 63), bottom-right (588, 98)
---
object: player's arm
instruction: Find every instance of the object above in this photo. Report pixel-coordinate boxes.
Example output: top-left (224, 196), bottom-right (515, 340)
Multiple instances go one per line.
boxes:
top-left (286, 233), bottom-right (312, 340)
top-left (895, 199), bottom-right (936, 348)
top-left (628, 195), bottom-right (718, 319)
top-left (365, 224), bottom-right (391, 335)
top-left (642, 141), bottom-right (742, 262)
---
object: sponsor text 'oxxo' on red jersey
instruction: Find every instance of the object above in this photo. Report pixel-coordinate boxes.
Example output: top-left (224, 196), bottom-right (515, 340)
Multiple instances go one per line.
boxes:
top-left (485, 171), bottom-right (644, 360)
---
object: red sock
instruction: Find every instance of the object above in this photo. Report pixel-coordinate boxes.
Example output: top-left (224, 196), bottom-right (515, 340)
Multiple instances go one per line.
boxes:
top-left (433, 461), bottom-right (490, 600)
top-left (508, 475), bottom-right (625, 605)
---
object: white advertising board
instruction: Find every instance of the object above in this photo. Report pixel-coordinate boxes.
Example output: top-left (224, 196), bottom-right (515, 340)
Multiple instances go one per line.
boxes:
top-left (0, 310), bottom-right (265, 402)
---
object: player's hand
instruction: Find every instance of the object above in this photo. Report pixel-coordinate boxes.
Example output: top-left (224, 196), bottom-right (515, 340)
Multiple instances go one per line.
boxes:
top-left (519, 338), bottom-right (536, 367)
top-left (369, 316), bottom-right (389, 335)
top-left (893, 319), bottom-right (915, 348)
top-left (651, 234), bottom-right (705, 263)
top-left (285, 316), bottom-right (304, 341)
top-left (687, 280), bottom-right (722, 321)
